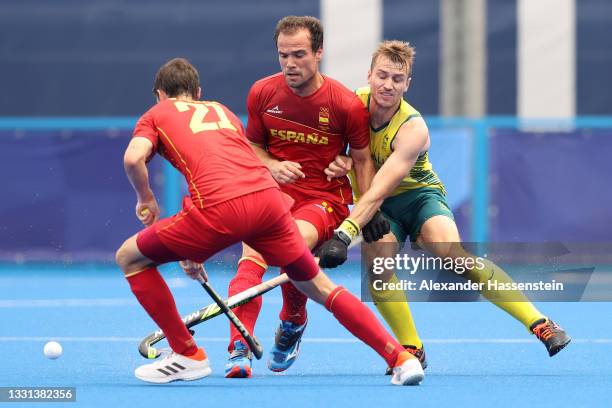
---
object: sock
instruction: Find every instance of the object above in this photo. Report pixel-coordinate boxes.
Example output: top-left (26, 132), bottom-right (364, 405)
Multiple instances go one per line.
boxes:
top-left (228, 257), bottom-right (267, 350)
top-left (369, 274), bottom-right (422, 348)
top-left (279, 271), bottom-right (308, 325)
top-left (186, 347), bottom-right (207, 361)
top-left (466, 259), bottom-right (546, 331)
top-left (325, 286), bottom-right (404, 367)
top-left (126, 267), bottom-right (196, 356)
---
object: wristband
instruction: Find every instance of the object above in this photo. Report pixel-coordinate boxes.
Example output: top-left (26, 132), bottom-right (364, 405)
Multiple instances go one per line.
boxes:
top-left (335, 218), bottom-right (360, 244)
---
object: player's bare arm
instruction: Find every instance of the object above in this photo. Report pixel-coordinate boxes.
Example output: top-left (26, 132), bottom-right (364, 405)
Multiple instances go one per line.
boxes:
top-left (249, 141), bottom-right (305, 184)
top-left (349, 146), bottom-right (376, 196)
top-left (351, 118), bottom-right (429, 228)
top-left (317, 118), bottom-right (428, 268)
top-left (123, 136), bottom-right (159, 225)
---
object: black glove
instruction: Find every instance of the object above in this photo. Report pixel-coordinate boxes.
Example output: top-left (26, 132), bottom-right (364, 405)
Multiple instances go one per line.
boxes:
top-left (362, 211), bottom-right (390, 243)
top-left (317, 231), bottom-right (351, 268)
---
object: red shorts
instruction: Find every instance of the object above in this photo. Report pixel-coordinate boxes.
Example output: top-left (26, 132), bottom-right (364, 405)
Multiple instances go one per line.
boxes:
top-left (136, 188), bottom-right (307, 269)
top-left (283, 187), bottom-right (349, 248)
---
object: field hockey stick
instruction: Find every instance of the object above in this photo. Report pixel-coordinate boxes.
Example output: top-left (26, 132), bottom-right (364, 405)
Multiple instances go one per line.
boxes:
top-left (138, 272), bottom-right (289, 359)
top-left (196, 274), bottom-right (264, 359)
top-left (138, 236), bottom-right (363, 359)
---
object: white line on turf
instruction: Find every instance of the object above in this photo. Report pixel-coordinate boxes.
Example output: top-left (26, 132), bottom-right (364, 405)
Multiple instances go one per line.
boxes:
top-left (0, 297), bottom-right (226, 308)
top-left (0, 297), bottom-right (289, 308)
top-left (0, 299), bottom-right (135, 307)
top-left (0, 336), bottom-right (610, 344)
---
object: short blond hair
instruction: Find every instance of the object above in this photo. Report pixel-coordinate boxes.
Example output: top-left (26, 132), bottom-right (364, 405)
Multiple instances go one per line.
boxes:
top-left (371, 40), bottom-right (415, 75)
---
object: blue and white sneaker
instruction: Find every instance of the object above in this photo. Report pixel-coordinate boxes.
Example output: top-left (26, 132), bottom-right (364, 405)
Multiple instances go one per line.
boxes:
top-left (225, 340), bottom-right (253, 378)
top-left (267, 320), bottom-right (307, 372)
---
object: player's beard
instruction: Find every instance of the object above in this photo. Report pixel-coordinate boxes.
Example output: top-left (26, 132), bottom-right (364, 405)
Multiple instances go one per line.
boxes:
top-left (284, 71), bottom-right (306, 89)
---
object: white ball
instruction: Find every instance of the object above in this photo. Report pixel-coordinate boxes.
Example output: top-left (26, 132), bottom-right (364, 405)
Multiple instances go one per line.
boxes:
top-left (44, 341), bottom-right (62, 359)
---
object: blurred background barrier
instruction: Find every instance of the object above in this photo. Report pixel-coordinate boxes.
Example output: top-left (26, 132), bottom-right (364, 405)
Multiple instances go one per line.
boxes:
top-left (2, 117), bottom-right (611, 263)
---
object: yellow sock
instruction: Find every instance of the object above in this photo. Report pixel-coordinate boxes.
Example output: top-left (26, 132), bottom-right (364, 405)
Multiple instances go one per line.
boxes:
top-left (369, 273), bottom-right (422, 348)
top-left (466, 259), bottom-right (546, 331)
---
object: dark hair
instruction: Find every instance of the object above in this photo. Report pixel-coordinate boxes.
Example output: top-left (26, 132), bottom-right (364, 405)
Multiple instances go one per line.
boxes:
top-left (153, 58), bottom-right (199, 99)
top-left (274, 16), bottom-right (324, 52)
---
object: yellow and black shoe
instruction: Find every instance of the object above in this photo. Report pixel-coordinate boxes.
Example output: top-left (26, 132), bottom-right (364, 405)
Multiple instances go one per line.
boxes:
top-left (385, 345), bottom-right (427, 375)
top-left (530, 319), bottom-right (571, 357)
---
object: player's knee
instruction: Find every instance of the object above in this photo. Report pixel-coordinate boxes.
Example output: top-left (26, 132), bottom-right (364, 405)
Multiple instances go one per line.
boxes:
top-left (376, 232), bottom-right (399, 244)
top-left (115, 241), bottom-right (133, 272)
top-left (294, 219), bottom-right (318, 244)
top-left (362, 236), bottom-right (398, 266)
top-left (240, 243), bottom-right (263, 259)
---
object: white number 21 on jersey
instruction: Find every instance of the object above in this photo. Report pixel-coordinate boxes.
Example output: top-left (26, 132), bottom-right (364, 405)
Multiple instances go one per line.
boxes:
top-left (174, 101), bottom-right (237, 134)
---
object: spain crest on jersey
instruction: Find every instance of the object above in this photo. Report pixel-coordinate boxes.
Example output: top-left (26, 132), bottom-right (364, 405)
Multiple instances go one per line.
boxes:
top-left (318, 106), bottom-right (330, 131)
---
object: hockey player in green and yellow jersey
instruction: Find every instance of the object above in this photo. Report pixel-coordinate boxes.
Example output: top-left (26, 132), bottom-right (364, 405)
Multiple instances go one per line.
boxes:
top-left (317, 40), bottom-right (571, 374)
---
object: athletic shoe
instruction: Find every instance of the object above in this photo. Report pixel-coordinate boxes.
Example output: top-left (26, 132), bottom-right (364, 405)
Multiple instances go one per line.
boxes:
top-left (385, 344), bottom-right (428, 375)
top-left (390, 351), bottom-right (425, 386)
top-left (530, 319), bottom-right (571, 357)
top-left (225, 340), bottom-right (253, 378)
top-left (134, 348), bottom-right (211, 384)
top-left (267, 320), bottom-right (307, 372)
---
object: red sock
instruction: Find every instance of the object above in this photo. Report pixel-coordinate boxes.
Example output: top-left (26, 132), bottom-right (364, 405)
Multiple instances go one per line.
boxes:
top-left (126, 267), bottom-right (196, 356)
top-left (228, 257), bottom-right (266, 351)
top-left (279, 273), bottom-right (308, 325)
top-left (325, 286), bottom-right (404, 367)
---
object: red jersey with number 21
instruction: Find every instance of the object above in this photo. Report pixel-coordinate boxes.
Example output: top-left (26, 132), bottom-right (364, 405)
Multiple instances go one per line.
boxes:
top-left (246, 73), bottom-right (370, 205)
top-left (133, 98), bottom-right (277, 209)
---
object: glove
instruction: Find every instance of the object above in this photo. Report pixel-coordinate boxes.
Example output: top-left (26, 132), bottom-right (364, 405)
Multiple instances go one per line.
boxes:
top-left (362, 211), bottom-right (390, 243)
top-left (317, 231), bottom-right (351, 268)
